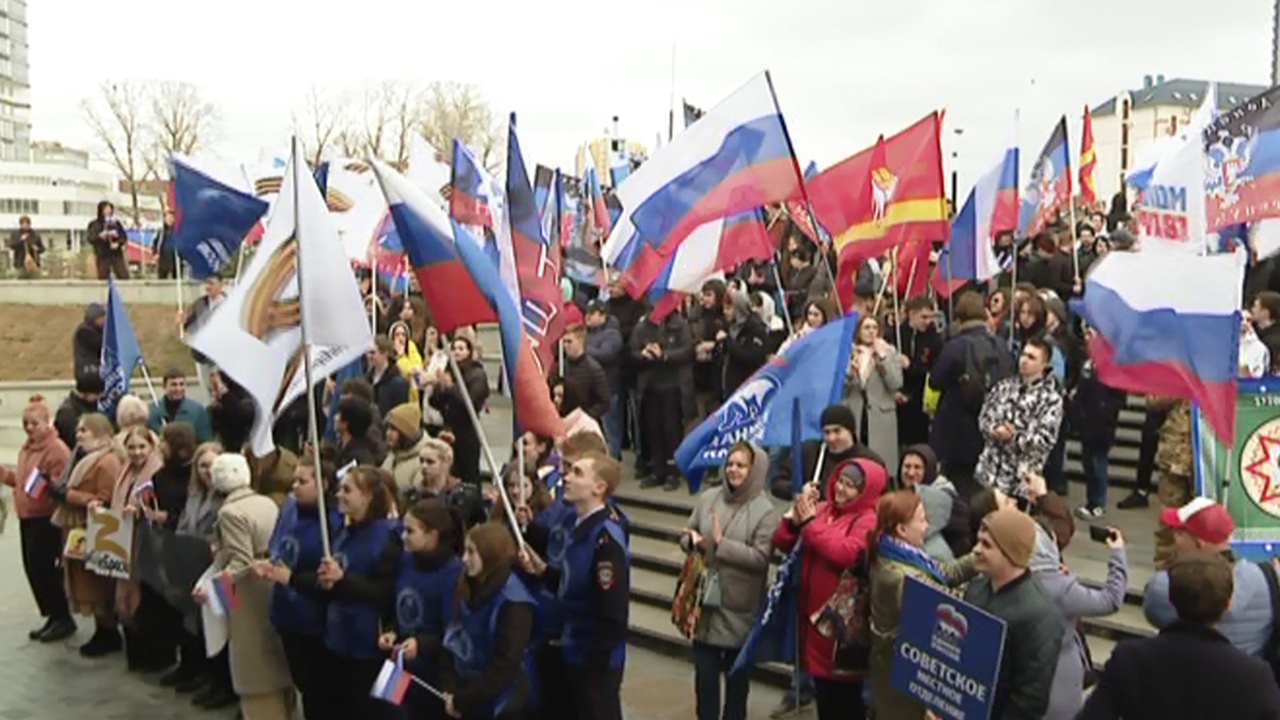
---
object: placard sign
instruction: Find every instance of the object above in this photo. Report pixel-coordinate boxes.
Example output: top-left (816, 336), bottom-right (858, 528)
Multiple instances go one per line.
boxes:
top-left (890, 577), bottom-right (1007, 720)
top-left (84, 508), bottom-right (135, 579)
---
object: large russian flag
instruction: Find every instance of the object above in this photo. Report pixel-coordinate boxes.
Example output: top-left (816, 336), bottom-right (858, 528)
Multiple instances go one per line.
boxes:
top-left (371, 159), bottom-right (563, 438)
top-left (1072, 251), bottom-right (1242, 443)
top-left (646, 209), bottom-right (776, 322)
top-left (1018, 117), bottom-right (1071, 238)
top-left (507, 116), bottom-right (565, 378)
top-left (374, 160), bottom-right (496, 335)
top-left (601, 71), bottom-right (802, 297)
top-left (933, 147), bottom-right (1019, 297)
top-left (1204, 84), bottom-right (1280, 231)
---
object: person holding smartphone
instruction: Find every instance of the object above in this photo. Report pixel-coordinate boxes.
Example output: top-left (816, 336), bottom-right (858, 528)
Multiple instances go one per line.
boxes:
top-left (87, 200), bottom-right (129, 280)
top-left (1027, 503), bottom-right (1128, 720)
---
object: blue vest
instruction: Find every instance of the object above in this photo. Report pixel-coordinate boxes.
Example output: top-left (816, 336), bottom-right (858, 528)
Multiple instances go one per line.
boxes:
top-left (324, 518), bottom-right (397, 659)
top-left (267, 498), bottom-right (337, 637)
top-left (557, 514), bottom-right (628, 668)
top-left (395, 552), bottom-right (463, 677)
top-left (443, 574), bottom-right (538, 717)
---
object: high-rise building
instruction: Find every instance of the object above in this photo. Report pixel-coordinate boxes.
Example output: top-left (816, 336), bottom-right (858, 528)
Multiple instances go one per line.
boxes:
top-left (0, 0), bottom-right (30, 162)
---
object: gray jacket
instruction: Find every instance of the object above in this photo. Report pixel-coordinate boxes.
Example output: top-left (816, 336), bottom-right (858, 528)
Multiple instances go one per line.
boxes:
top-left (679, 442), bottom-right (780, 648)
top-left (1145, 553), bottom-right (1276, 657)
top-left (1028, 527), bottom-right (1127, 720)
top-left (917, 479), bottom-right (957, 562)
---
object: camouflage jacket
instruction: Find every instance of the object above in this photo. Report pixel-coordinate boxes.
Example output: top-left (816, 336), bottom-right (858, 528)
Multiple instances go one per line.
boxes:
top-left (1155, 400), bottom-right (1192, 476)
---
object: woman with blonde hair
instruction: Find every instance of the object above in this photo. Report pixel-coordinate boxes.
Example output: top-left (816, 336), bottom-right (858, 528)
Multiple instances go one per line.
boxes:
top-left (109, 424), bottom-right (165, 671)
top-left (0, 394), bottom-right (74, 643)
top-left (49, 412), bottom-right (123, 657)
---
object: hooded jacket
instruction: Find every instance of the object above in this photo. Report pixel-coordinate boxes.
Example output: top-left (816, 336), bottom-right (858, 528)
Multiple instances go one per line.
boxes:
top-left (771, 457), bottom-right (887, 680)
top-left (1027, 527), bottom-right (1127, 720)
top-left (716, 291), bottom-right (769, 400)
top-left (0, 424), bottom-right (71, 519)
top-left (679, 442), bottom-right (780, 648)
top-left (899, 444), bottom-right (971, 559)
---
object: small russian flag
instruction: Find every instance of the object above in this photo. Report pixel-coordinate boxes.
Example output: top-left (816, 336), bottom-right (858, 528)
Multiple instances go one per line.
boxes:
top-left (22, 468), bottom-right (46, 499)
top-left (206, 572), bottom-right (240, 617)
top-left (370, 657), bottom-right (411, 705)
top-left (131, 479), bottom-right (156, 505)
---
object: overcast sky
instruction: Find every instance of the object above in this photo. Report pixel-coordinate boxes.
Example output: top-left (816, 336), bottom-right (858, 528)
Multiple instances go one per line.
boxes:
top-left (26, 0), bottom-right (1276, 189)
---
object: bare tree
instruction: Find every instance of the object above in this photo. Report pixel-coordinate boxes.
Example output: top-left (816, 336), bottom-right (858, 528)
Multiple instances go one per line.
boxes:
top-left (292, 86), bottom-right (349, 167)
top-left (82, 81), bottom-right (149, 227)
top-left (419, 82), bottom-right (504, 171)
top-left (145, 81), bottom-right (218, 180)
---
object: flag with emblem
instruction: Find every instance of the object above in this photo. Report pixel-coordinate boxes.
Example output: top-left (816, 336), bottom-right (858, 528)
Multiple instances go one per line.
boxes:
top-left (1203, 85), bottom-right (1280, 231)
top-left (1019, 116), bottom-right (1071, 238)
top-left (805, 112), bottom-right (948, 308)
top-left (1080, 105), bottom-right (1098, 205)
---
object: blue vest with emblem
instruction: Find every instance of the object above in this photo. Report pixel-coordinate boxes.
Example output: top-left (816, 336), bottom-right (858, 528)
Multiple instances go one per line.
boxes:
top-left (557, 514), bottom-right (628, 668)
top-left (267, 497), bottom-right (338, 636)
top-left (324, 517), bottom-right (397, 659)
top-left (535, 500), bottom-right (575, 635)
top-left (443, 574), bottom-right (538, 718)
top-left (394, 552), bottom-right (463, 677)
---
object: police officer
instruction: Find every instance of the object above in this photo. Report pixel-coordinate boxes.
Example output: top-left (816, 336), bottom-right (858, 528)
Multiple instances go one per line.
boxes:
top-left (519, 450), bottom-right (629, 720)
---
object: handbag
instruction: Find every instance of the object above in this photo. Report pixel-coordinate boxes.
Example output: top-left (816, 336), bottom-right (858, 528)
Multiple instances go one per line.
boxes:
top-left (810, 550), bottom-right (872, 677)
top-left (701, 567), bottom-right (723, 609)
top-left (671, 551), bottom-right (706, 639)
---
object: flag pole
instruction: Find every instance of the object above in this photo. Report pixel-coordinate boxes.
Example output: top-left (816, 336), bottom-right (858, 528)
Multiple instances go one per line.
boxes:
top-left (289, 137), bottom-right (334, 558)
top-left (1068, 199), bottom-right (1081, 283)
top-left (769, 261), bottom-right (794, 336)
top-left (371, 256), bottom-right (379, 332)
top-left (891, 250), bottom-right (903, 349)
top-left (175, 265), bottom-right (186, 340)
top-left (137, 361), bottom-right (161, 408)
top-left (447, 353), bottom-right (525, 552)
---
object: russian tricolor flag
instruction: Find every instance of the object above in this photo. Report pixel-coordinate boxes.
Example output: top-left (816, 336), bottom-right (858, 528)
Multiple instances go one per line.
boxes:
top-left (22, 468), bottom-right (45, 499)
top-left (647, 209), bottom-right (776, 322)
top-left (205, 572), bottom-right (240, 617)
top-left (585, 165), bottom-right (611, 237)
top-left (370, 160), bottom-right (564, 439)
top-left (1072, 251), bottom-right (1243, 443)
top-left (370, 657), bottom-right (412, 705)
top-left (933, 147), bottom-right (1019, 297)
top-left (1018, 117), bottom-right (1071, 238)
top-left (602, 71), bottom-right (802, 298)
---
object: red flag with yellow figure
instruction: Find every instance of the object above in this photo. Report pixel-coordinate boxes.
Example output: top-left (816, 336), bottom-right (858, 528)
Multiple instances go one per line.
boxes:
top-left (1080, 105), bottom-right (1097, 205)
top-left (805, 112), bottom-right (947, 308)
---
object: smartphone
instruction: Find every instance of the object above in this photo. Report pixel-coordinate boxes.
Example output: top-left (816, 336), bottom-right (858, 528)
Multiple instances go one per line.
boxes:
top-left (1088, 525), bottom-right (1114, 544)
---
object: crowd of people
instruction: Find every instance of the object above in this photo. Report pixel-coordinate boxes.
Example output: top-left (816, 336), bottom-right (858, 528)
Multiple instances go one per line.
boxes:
top-left (4, 194), bottom-right (1280, 720)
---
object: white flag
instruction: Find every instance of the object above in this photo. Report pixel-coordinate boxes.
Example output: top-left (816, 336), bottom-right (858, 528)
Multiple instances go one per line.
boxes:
top-left (188, 141), bottom-right (372, 455)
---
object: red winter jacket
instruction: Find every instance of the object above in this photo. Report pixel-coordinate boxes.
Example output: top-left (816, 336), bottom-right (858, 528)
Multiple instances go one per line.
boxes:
top-left (770, 457), bottom-right (886, 680)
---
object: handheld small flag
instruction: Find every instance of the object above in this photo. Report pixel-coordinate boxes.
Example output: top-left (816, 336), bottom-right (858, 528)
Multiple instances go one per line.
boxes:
top-left (205, 572), bottom-right (239, 617)
top-left (22, 468), bottom-right (46, 499)
top-left (131, 479), bottom-right (156, 504)
top-left (370, 657), bottom-right (412, 705)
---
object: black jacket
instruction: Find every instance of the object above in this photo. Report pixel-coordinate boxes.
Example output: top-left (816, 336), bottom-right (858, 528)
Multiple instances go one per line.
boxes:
top-left (716, 314), bottom-right (769, 401)
top-left (440, 567), bottom-right (536, 719)
top-left (54, 392), bottom-right (98, 451)
top-left (369, 364), bottom-right (410, 418)
top-left (769, 439), bottom-right (887, 501)
top-left (1078, 622), bottom-right (1280, 720)
top-left (561, 353), bottom-right (610, 421)
top-left (72, 322), bottom-right (103, 379)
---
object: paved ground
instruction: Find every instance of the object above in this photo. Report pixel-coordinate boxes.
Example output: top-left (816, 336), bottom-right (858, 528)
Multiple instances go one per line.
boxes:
top-left (0, 526), bottom-right (783, 719)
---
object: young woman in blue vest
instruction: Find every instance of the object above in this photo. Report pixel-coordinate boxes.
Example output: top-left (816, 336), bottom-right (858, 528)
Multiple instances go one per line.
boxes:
top-left (517, 450), bottom-right (629, 720)
top-left (380, 501), bottom-right (465, 720)
top-left (316, 465), bottom-right (403, 718)
top-left (441, 521), bottom-right (538, 719)
top-left (253, 450), bottom-right (342, 720)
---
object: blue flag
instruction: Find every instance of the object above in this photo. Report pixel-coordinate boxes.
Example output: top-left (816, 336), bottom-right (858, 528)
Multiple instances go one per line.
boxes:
top-left (98, 276), bottom-right (144, 417)
top-left (313, 161), bottom-right (330, 196)
top-left (675, 311), bottom-right (858, 491)
top-left (170, 158), bottom-right (268, 279)
top-left (731, 543), bottom-right (801, 676)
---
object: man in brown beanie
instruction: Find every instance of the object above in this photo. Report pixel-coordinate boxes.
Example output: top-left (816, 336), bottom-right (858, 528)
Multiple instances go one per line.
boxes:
top-left (964, 508), bottom-right (1066, 720)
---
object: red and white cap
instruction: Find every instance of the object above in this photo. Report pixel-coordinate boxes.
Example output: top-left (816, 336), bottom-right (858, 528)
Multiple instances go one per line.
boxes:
top-left (1159, 497), bottom-right (1234, 545)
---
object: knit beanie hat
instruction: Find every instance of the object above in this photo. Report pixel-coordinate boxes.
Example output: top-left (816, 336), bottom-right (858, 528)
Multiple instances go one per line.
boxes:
top-left (387, 403), bottom-right (422, 439)
top-left (981, 508), bottom-right (1037, 568)
top-left (819, 404), bottom-right (858, 437)
top-left (211, 453), bottom-right (252, 495)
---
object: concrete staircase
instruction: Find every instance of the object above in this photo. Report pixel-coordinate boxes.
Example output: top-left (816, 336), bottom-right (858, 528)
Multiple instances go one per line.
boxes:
top-left (614, 394), bottom-right (1160, 684)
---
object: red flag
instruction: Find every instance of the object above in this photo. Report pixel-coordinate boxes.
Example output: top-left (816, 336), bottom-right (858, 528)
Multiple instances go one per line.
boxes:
top-left (1080, 105), bottom-right (1097, 206)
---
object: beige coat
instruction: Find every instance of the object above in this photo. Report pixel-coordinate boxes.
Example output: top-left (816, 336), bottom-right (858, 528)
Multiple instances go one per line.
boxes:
top-left (844, 344), bottom-right (905, 473)
top-left (211, 487), bottom-right (291, 696)
top-left (381, 433), bottom-right (427, 496)
top-left (678, 442), bottom-right (780, 649)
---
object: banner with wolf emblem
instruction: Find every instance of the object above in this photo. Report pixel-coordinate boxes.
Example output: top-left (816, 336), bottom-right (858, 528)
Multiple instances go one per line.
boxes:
top-left (189, 146), bottom-right (371, 455)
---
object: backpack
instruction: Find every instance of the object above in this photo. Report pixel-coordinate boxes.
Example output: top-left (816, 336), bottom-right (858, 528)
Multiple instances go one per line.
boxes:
top-left (1256, 560), bottom-right (1280, 685)
top-left (956, 334), bottom-right (1011, 412)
